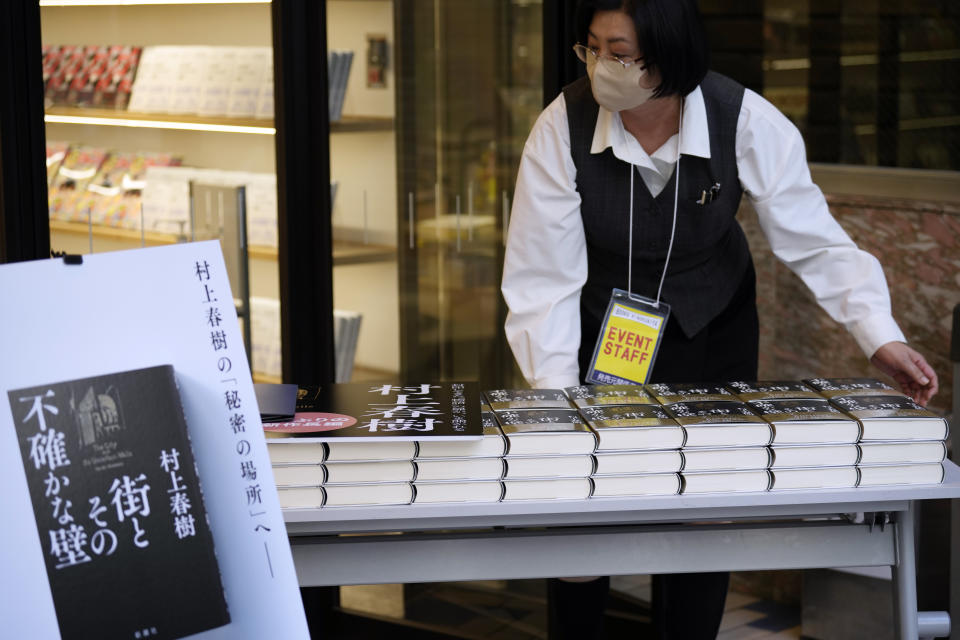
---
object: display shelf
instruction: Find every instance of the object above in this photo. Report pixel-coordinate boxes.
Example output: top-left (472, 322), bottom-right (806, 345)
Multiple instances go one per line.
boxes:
top-left (45, 107), bottom-right (393, 134)
top-left (49, 219), bottom-right (396, 265)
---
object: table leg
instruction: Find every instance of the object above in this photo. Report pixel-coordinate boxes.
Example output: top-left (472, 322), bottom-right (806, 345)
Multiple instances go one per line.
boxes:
top-left (892, 501), bottom-right (919, 639)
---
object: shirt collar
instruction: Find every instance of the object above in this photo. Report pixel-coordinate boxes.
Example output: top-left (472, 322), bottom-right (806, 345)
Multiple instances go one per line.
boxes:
top-left (589, 85), bottom-right (711, 167)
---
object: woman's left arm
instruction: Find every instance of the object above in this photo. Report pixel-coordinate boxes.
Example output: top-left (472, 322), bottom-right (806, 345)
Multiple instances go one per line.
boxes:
top-left (736, 90), bottom-right (938, 404)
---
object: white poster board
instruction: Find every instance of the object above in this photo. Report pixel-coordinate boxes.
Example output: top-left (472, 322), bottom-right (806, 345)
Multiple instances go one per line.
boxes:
top-left (0, 241), bottom-right (309, 639)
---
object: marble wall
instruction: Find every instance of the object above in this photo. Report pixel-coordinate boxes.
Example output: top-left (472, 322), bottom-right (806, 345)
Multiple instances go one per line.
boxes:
top-left (739, 193), bottom-right (959, 414)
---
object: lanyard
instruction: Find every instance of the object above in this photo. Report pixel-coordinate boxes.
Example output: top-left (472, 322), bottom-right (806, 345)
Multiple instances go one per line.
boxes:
top-left (626, 97), bottom-right (684, 308)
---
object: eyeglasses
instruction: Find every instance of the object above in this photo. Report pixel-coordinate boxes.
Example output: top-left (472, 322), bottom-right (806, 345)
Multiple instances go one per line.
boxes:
top-left (573, 44), bottom-right (646, 71)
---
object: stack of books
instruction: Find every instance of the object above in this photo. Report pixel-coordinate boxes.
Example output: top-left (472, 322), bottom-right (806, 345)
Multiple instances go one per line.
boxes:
top-left (807, 378), bottom-right (949, 487)
top-left (485, 389), bottom-right (596, 501)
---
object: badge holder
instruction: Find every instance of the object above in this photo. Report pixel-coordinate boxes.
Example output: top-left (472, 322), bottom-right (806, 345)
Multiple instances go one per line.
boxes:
top-left (585, 98), bottom-right (684, 386)
top-left (585, 290), bottom-right (670, 385)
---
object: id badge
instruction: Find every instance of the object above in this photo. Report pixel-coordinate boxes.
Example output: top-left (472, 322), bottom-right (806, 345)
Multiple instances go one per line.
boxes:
top-left (585, 289), bottom-right (670, 386)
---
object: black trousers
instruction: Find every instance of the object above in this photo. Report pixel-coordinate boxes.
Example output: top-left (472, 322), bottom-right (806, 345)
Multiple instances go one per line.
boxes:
top-left (551, 263), bottom-right (759, 640)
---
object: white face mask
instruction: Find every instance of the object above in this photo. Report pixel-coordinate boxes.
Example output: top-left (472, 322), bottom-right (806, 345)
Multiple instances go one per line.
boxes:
top-left (586, 55), bottom-right (655, 112)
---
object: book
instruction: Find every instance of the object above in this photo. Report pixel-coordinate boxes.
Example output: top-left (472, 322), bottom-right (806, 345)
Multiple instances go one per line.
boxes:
top-left (325, 440), bottom-right (417, 462)
top-left (746, 398), bottom-right (861, 444)
top-left (578, 404), bottom-right (684, 451)
top-left (8, 365), bottom-right (229, 639)
top-left (265, 382), bottom-right (482, 442)
top-left (591, 473), bottom-right (681, 497)
top-left (272, 463), bottom-right (325, 486)
top-left (830, 395), bottom-right (950, 442)
top-left (725, 380), bottom-right (820, 401)
top-left (484, 388), bottom-right (571, 410)
top-left (323, 482), bottom-right (414, 506)
top-left (267, 441), bottom-right (327, 464)
top-left (681, 470), bottom-right (772, 494)
top-left (857, 462), bottom-right (945, 487)
top-left (771, 467), bottom-right (859, 490)
top-left (664, 401), bottom-right (772, 448)
top-left (593, 450), bottom-right (683, 475)
top-left (858, 441), bottom-right (947, 465)
top-left (644, 382), bottom-right (735, 404)
top-left (803, 377), bottom-right (905, 399)
top-left (323, 460), bottom-right (416, 484)
top-left (680, 447), bottom-right (771, 472)
top-left (413, 480), bottom-right (505, 504)
top-left (277, 486), bottom-right (325, 509)
top-left (501, 477), bottom-right (593, 501)
top-left (415, 412), bottom-right (506, 458)
top-left (415, 457), bottom-right (505, 481)
top-left (494, 409), bottom-right (597, 455)
top-left (769, 444), bottom-right (860, 469)
top-left (503, 454), bottom-right (595, 479)
top-left (564, 384), bottom-right (656, 408)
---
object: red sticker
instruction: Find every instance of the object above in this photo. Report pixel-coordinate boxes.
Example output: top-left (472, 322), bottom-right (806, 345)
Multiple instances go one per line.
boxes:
top-left (263, 412), bottom-right (357, 433)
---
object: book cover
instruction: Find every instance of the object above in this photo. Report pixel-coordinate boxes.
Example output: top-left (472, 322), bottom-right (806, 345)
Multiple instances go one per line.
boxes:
top-left (564, 384), bottom-right (655, 408)
top-left (725, 380), bottom-right (820, 401)
top-left (747, 398), bottom-right (860, 444)
top-left (830, 394), bottom-right (949, 441)
top-left (9, 365), bottom-right (229, 639)
top-left (493, 409), bottom-right (596, 456)
top-left (664, 400), bottom-right (766, 425)
top-left (803, 377), bottom-right (904, 398)
top-left (578, 404), bottom-right (685, 451)
top-left (664, 401), bottom-right (772, 448)
top-left (264, 382), bottom-right (482, 443)
top-left (415, 413), bottom-right (506, 458)
top-left (644, 382), bottom-right (734, 404)
top-left (484, 388), bottom-right (571, 410)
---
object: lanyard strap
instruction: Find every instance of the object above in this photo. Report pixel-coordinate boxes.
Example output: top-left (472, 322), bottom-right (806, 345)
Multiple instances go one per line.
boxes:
top-left (627, 98), bottom-right (684, 308)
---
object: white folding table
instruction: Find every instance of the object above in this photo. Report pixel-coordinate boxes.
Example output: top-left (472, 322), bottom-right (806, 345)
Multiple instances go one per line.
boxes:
top-left (286, 460), bottom-right (960, 639)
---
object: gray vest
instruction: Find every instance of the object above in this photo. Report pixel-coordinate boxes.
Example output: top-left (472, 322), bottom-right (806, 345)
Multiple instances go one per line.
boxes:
top-left (563, 72), bottom-right (751, 371)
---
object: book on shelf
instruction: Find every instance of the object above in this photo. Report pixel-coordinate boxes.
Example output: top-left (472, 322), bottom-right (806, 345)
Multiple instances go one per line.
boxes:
top-left (277, 482), bottom-right (415, 508)
top-left (415, 412), bottom-right (506, 458)
top-left (830, 395), bottom-right (950, 442)
top-left (591, 473), bottom-right (681, 498)
top-left (725, 380), bottom-right (820, 401)
top-left (325, 440), bottom-right (418, 462)
top-left (267, 441), bottom-right (327, 464)
top-left (564, 384), bottom-right (656, 408)
top-left (501, 477), bottom-right (593, 501)
top-left (503, 454), bottom-right (595, 479)
top-left (769, 444), bottom-right (860, 469)
top-left (803, 377), bottom-right (905, 398)
top-left (276, 486), bottom-right (324, 509)
top-left (644, 382), bottom-right (735, 404)
top-left (414, 457), bottom-right (506, 482)
top-left (271, 463), bottom-right (325, 486)
top-left (771, 467), bottom-right (859, 491)
top-left (858, 441), bottom-right (947, 465)
top-left (746, 398), bottom-right (861, 444)
top-left (413, 480), bottom-right (505, 504)
top-left (8, 365), bottom-right (229, 639)
top-left (681, 469), bottom-right (772, 494)
top-left (323, 459), bottom-right (416, 484)
top-left (578, 404), bottom-right (685, 451)
top-left (264, 382), bottom-right (482, 443)
top-left (493, 408), bottom-right (597, 455)
top-left (663, 400), bottom-right (772, 448)
top-left (857, 462), bottom-right (945, 487)
top-left (680, 447), bottom-right (771, 472)
top-left (484, 388), bottom-right (572, 410)
top-left (593, 450), bottom-right (683, 475)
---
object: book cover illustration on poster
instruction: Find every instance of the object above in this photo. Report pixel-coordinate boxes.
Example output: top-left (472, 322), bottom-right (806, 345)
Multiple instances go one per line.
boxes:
top-left (9, 365), bottom-right (229, 640)
top-left (264, 382), bottom-right (482, 443)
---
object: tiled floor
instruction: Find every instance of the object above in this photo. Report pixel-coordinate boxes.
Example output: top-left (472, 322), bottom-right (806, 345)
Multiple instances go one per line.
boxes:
top-left (341, 576), bottom-right (803, 639)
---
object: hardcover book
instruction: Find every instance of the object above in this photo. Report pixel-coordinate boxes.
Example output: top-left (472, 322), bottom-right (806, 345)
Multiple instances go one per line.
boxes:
top-left (645, 382), bottom-right (734, 404)
top-left (680, 447), bottom-right (771, 472)
top-left (771, 467), bottom-right (859, 491)
top-left (501, 477), bottom-right (593, 501)
top-left (725, 380), bottom-right (820, 401)
top-left (803, 377), bottom-right (905, 399)
top-left (413, 480), bottom-right (505, 504)
top-left (415, 457), bottom-right (506, 482)
top-left (493, 409), bottom-right (597, 455)
top-left (564, 384), bottom-right (656, 408)
top-left (746, 398), bottom-right (861, 445)
top-left (593, 450), bottom-right (683, 475)
top-left (769, 444), bottom-right (860, 469)
top-left (484, 388), bottom-right (572, 410)
top-left (9, 365), bottom-right (229, 639)
top-left (857, 462), bottom-right (945, 487)
top-left (591, 473), bottom-right (681, 498)
top-left (323, 482), bottom-right (414, 507)
top-left (578, 404), bottom-right (685, 451)
top-left (503, 454), bottom-right (595, 479)
top-left (680, 469), bottom-right (772, 494)
top-left (322, 460), bottom-right (416, 484)
top-left (663, 401), bottom-right (772, 448)
top-left (265, 382), bottom-right (482, 443)
top-left (830, 395), bottom-right (950, 442)
top-left (415, 412), bottom-right (506, 458)
top-left (858, 441), bottom-right (947, 465)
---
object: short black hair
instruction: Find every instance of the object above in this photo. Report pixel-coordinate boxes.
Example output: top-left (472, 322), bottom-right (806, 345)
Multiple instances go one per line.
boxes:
top-left (575, 0), bottom-right (709, 98)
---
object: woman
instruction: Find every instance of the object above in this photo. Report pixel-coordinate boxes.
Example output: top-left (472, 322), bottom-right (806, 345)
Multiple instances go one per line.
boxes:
top-left (501, 0), bottom-right (938, 637)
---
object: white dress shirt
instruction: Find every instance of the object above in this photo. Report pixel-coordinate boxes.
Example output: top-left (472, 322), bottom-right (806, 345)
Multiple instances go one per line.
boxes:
top-left (501, 85), bottom-right (906, 389)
